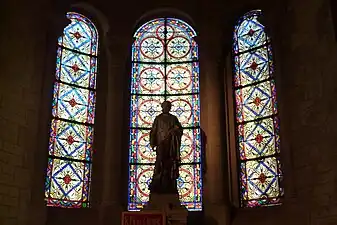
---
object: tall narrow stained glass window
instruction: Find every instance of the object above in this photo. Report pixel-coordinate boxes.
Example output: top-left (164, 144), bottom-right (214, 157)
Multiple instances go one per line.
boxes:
top-left (44, 12), bottom-right (99, 208)
top-left (128, 18), bottom-right (202, 211)
top-left (233, 10), bottom-right (283, 208)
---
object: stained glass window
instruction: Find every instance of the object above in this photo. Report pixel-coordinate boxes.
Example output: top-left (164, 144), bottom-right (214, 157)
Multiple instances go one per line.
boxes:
top-left (233, 10), bottom-right (283, 208)
top-left (128, 18), bottom-right (202, 211)
top-left (44, 12), bottom-right (98, 208)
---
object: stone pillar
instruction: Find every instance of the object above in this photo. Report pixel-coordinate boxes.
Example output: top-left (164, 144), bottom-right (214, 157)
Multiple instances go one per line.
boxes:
top-left (279, 0), bottom-right (337, 223)
top-left (99, 33), bottom-right (132, 225)
top-left (198, 25), bottom-right (230, 225)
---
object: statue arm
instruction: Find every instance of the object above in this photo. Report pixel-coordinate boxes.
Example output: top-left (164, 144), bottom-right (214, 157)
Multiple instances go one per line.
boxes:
top-left (150, 117), bottom-right (158, 149)
top-left (174, 116), bottom-right (183, 136)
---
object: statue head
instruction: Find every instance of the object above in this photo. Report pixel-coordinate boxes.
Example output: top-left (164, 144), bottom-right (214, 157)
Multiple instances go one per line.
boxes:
top-left (161, 101), bottom-right (172, 113)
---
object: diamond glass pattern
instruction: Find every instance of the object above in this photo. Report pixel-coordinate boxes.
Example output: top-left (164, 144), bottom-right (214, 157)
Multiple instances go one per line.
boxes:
top-left (52, 82), bottom-right (96, 124)
top-left (240, 157), bottom-right (283, 207)
top-left (233, 10), bottom-right (269, 54)
top-left (238, 117), bottom-right (280, 160)
top-left (45, 158), bottom-right (91, 208)
top-left (235, 80), bottom-right (276, 123)
top-left (49, 119), bottom-right (94, 161)
top-left (59, 12), bottom-right (98, 56)
top-left (56, 47), bottom-right (97, 89)
top-left (233, 10), bottom-right (283, 208)
top-left (234, 45), bottom-right (273, 87)
top-left (45, 12), bottom-right (98, 208)
top-left (129, 18), bottom-right (202, 211)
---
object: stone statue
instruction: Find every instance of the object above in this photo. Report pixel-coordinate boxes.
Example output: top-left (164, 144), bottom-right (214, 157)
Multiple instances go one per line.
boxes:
top-left (149, 101), bottom-right (183, 194)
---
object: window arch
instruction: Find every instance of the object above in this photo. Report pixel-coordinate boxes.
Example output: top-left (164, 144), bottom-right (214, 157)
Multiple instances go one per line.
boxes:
top-left (128, 18), bottom-right (202, 211)
top-left (44, 12), bottom-right (99, 208)
top-left (233, 10), bottom-right (283, 208)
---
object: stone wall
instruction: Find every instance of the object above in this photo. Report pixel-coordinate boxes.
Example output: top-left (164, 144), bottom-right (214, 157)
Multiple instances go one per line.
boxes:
top-left (0, 0), bottom-right (51, 224)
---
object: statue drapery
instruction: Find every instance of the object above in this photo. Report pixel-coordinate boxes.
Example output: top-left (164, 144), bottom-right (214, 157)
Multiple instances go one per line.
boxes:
top-left (149, 113), bottom-right (183, 194)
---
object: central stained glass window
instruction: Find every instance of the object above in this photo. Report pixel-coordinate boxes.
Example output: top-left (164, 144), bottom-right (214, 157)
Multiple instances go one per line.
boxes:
top-left (128, 18), bottom-right (202, 211)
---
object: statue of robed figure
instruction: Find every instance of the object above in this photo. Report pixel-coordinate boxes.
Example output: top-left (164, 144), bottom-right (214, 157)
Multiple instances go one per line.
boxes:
top-left (149, 101), bottom-right (183, 194)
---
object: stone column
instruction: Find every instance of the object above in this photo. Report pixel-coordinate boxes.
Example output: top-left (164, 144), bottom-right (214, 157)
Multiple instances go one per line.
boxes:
top-left (100, 33), bottom-right (132, 225)
top-left (198, 25), bottom-right (230, 225)
top-left (278, 0), bottom-right (337, 223)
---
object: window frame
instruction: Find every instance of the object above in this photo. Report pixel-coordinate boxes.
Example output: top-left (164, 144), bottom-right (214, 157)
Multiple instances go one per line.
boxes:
top-left (127, 17), bottom-right (203, 212)
top-left (44, 11), bottom-right (100, 208)
top-left (226, 9), bottom-right (284, 209)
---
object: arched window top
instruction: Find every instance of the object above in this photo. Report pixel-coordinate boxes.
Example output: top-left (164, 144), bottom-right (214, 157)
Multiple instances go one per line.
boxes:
top-left (132, 18), bottom-right (198, 63)
top-left (58, 12), bottom-right (99, 56)
top-left (234, 10), bottom-right (270, 55)
top-left (55, 12), bottom-right (99, 90)
top-left (233, 9), bottom-right (274, 88)
top-left (134, 18), bottom-right (197, 38)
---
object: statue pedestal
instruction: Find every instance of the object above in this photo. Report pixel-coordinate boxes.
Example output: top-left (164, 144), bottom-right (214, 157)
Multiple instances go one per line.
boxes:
top-left (144, 193), bottom-right (187, 225)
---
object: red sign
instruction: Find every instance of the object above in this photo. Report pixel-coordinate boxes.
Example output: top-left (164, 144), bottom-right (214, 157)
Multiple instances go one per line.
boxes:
top-left (122, 211), bottom-right (165, 225)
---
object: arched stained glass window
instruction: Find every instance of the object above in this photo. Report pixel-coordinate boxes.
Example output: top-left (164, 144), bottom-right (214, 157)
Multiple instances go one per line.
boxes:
top-left (233, 10), bottom-right (283, 208)
top-left (128, 18), bottom-right (202, 211)
top-left (44, 12), bottom-right (99, 208)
